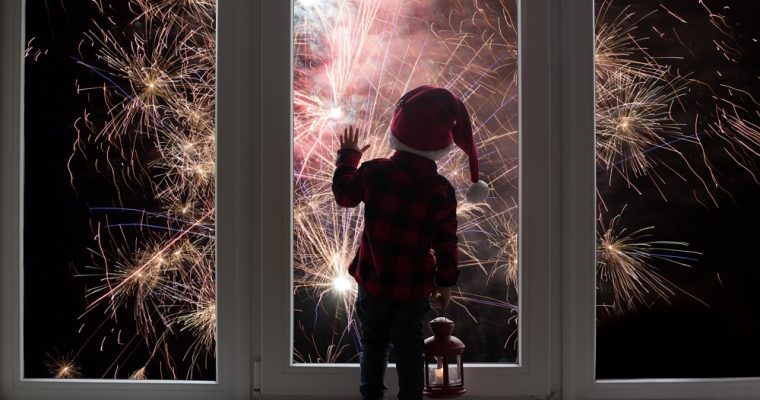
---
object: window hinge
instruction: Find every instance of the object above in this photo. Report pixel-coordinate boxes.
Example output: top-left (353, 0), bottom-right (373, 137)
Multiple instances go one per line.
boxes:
top-left (253, 360), bottom-right (262, 394)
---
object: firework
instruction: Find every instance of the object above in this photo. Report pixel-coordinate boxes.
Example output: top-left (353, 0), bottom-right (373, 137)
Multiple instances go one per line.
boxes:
top-left (484, 204), bottom-right (519, 289)
top-left (45, 353), bottom-right (83, 379)
top-left (595, 1), bottom-right (667, 82)
top-left (54, 0), bottom-right (218, 379)
top-left (129, 366), bottom-right (148, 380)
top-left (591, 1), bottom-right (760, 320)
top-left (595, 70), bottom-right (690, 184)
top-left (596, 207), bottom-right (701, 315)
top-left (708, 93), bottom-right (760, 183)
top-left (593, 1), bottom-right (725, 202)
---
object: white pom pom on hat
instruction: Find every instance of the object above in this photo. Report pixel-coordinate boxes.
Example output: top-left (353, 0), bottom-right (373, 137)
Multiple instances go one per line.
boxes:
top-left (390, 85), bottom-right (490, 203)
top-left (466, 180), bottom-right (490, 203)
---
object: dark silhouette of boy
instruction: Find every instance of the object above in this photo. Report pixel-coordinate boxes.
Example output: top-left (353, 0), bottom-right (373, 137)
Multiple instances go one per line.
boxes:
top-left (332, 85), bottom-right (488, 400)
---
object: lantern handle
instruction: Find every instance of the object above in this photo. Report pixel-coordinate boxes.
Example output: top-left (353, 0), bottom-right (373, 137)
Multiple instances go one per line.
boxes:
top-left (429, 299), bottom-right (446, 316)
top-left (430, 287), bottom-right (453, 315)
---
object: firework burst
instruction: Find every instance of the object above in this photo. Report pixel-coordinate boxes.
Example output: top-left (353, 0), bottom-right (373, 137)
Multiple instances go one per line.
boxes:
top-left (45, 353), bottom-right (83, 379)
top-left (596, 207), bottom-right (701, 315)
top-left (595, 70), bottom-right (690, 184)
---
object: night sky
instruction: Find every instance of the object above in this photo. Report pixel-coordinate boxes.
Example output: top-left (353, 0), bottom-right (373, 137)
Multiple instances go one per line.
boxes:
top-left (21, 0), bottom-right (760, 381)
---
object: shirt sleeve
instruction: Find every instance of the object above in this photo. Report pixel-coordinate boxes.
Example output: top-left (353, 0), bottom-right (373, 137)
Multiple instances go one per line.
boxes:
top-left (332, 148), bottom-right (365, 208)
top-left (432, 184), bottom-right (459, 287)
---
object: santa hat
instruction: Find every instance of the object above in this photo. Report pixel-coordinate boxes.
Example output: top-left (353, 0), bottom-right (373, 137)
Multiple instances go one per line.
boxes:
top-left (389, 85), bottom-right (489, 203)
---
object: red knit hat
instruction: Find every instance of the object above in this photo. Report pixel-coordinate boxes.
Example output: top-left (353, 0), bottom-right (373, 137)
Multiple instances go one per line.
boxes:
top-left (390, 85), bottom-right (489, 202)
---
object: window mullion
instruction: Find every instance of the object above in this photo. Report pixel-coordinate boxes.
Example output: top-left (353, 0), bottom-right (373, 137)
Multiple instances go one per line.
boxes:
top-left (559, 0), bottom-right (597, 398)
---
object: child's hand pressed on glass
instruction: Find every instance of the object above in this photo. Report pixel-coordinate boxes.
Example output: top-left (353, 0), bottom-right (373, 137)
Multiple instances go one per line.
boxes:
top-left (339, 125), bottom-right (371, 153)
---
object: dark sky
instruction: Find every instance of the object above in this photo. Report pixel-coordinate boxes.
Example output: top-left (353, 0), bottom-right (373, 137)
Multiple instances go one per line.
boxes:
top-left (22, 0), bottom-right (760, 381)
top-left (25, 0), bottom-right (106, 378)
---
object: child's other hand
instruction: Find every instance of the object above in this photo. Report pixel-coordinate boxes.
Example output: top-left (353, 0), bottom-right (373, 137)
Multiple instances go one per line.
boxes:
top-left (339, 125), bottom-right (371, 153)
top-left (431, 286), bottom-right (452, 309)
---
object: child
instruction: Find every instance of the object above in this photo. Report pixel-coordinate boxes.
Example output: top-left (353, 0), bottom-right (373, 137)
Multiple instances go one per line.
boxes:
top-left (332, 85), bottom-right (488, 400)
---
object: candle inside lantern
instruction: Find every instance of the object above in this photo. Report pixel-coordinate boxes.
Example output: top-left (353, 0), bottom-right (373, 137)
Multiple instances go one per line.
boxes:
top-left (429, 364), bottom-right (461, 385)
top-left (434, 367), bottom-right (444, 384)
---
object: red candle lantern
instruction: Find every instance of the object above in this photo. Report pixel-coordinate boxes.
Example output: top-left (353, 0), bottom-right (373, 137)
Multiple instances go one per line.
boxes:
top-left (423, 317), bottom-right (466, 398)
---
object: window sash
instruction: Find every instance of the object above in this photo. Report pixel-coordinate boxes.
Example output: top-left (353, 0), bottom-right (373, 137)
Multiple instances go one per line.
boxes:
top-left (258, 0), bottom-right (555, 397)
top-left (560, 0), bottom-right (760, 398)
top-left (11, 0), bottom-right (757, 398)
top-left (0, 0), bottom-right (253, 398)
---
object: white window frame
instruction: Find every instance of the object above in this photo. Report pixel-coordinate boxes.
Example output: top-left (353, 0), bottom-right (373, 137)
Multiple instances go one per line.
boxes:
top-left (6, 0), bottom-right (758, 399)
top-left (561, 0), bottom-right (760, 399)
top-left (0, 1), bottom-right (254, 399)
top-left (257, 0), bottom-right (557, 398)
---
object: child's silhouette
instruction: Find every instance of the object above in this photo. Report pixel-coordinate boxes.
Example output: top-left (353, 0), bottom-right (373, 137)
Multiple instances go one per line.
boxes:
top-left (332, 85), bottom-right (488, 400)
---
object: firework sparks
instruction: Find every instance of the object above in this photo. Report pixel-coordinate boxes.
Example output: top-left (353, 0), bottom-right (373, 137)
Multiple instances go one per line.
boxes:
top-left (595, 2), bottom-right (667, 81)
top-left (593, 1), bottom-right (726, 204)
top-left (595, 70), bottom-right (690, 183)
top-left (129, 366), bottom-right (148, 380)
top-left (596, 207), bottom-right (701, 315)
top-left (707, 91), bottom-right (760, 184)
top-left (54, 0), bottom-right (219, 379)
top-left (45, 354), bottom-right (83, 379)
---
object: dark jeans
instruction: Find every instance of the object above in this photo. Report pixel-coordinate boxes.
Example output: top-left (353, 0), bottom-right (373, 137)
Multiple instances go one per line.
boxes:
top-left (355, 286), bottom-right (431, 400)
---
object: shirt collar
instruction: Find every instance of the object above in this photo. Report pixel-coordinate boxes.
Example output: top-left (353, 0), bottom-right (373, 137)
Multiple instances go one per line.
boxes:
top-left (390, 150), bottom-right (438, 174)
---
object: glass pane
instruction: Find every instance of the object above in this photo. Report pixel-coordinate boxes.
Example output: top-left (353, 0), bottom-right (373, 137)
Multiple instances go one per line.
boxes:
top-left (24, 1), bottom-right (217, 380)
top-left (595, 0), bottom-right (760, 379)
top-left (427, 358), bottom-right (461, 386)
top-left (293, 0), bottom-right (519, 364)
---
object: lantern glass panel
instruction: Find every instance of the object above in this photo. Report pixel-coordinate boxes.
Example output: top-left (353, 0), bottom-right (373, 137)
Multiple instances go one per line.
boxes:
top-left (428, 356), bottom-right (462, 386)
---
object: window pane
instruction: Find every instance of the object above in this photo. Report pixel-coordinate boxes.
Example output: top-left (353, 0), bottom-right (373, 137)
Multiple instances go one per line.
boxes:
top-left (595, 0), bottom-right (760, 379)
top-left (24, 1), bottom-right (217, 380)
top-left (292, 0), bottom-right (519, 364)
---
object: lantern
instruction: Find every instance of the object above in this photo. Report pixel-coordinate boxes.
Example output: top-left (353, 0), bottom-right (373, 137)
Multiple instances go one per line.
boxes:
top-left (423, 317), bottom-right (466, 398)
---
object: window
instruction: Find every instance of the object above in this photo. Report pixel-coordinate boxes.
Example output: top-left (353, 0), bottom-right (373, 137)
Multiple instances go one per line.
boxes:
top-left (261, 0), bottom-right (553, 397)
top-left (292, 0), bottom-right (520, 366)
top-left (595, 0), bottom-right (760, 380)
top-left (1, 0), bottom-right (251, 398)
top-left (564, 0), bottom-right (760, 398)
top-left (23, 0), bottom-right (218, 381)
top-left (12, 0), bottom-right (758, 399)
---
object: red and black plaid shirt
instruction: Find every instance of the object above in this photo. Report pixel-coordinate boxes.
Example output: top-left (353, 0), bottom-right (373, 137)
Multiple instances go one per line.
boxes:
top-left (332, 148), bottom-right (459, 301)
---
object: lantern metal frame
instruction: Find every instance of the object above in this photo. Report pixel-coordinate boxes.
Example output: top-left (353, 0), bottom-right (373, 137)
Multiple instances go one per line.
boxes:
top-left (423, 317), bottom-right (466, 398)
